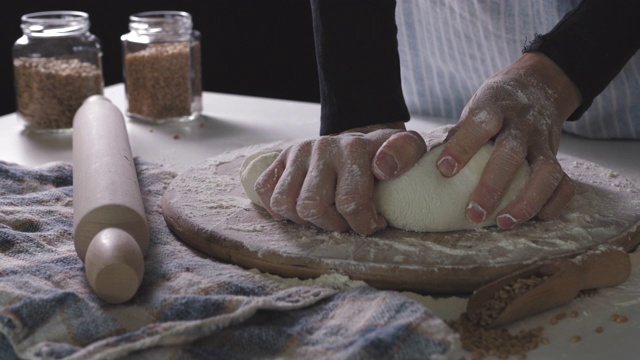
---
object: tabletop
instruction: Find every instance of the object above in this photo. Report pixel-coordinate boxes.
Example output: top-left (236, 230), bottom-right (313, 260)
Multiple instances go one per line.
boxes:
top-left (1, 83), bottom-right (639, 359)
top-left (1, 83), bottom-right (639, 181)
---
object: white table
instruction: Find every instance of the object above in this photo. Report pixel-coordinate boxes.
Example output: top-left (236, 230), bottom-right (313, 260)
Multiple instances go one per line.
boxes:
top-left (2, 83), bottom-right (639, 181)
top-left (1, 83), bottom-right (639, 359)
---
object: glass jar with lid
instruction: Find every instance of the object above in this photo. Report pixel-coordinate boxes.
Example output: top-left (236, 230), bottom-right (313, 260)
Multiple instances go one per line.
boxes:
top-left (12, 11), bottom-right (104, 133)
top-left (121, 11), bottom-right (202, 123)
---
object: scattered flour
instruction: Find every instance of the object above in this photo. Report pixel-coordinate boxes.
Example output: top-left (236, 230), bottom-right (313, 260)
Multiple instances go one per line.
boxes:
top-left (164, 139), bottom-right (640, 360)
top-left (165, 139), bottom-right (640, 291)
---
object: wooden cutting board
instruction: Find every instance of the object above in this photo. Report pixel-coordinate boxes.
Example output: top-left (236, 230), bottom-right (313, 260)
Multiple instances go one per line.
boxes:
top-left (161, 142), bottom-right (640, 294)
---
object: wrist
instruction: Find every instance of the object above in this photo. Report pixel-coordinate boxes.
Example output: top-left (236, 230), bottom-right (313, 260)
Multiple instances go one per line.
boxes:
top-left (508, 52), bottom-right (582, 125)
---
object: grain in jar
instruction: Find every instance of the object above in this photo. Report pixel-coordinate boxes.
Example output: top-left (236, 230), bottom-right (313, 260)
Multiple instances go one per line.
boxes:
top-left (12, 11), bottom-right (104, 133)
top-left (121, 11), bottom-right (202, 123)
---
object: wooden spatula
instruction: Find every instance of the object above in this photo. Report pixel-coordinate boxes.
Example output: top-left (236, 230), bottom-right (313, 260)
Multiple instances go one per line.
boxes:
top-left (466, 246), bottom-right (631, 328)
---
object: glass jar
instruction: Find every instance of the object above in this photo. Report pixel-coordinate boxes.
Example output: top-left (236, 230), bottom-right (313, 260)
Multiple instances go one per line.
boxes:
top-left (121, 11), bottom-right (202, 124)
top-left (12, 11), bottom-right (104, 133)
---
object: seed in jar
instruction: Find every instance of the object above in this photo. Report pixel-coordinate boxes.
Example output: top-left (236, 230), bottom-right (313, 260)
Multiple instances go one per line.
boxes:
top-left (595, 326), bottom-right (604, 334)
top-left (124, 41), bottom-right (201, 120)
top-left (13, 57), bottom-right (103, 130)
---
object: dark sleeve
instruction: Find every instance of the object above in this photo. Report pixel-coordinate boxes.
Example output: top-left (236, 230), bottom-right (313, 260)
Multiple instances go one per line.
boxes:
top-left (523, 0), bottom-right (640, 121)
top-left (311, 0), bottom-right (410, 135)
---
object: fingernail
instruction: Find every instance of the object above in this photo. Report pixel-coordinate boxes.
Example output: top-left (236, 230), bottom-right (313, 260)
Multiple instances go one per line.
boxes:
top-left (437, 156), bottom-right (458, 177)
top-left (466, 202), bottom-right (486, 223)
top-left (373, 151), bottom-right (399, 179)
top-left (497, 214), bottom-right (517, 229)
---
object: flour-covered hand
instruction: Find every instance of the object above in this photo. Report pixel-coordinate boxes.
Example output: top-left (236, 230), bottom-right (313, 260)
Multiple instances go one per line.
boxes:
top-left (436, 52), bottom-right (582, 229)
top-left (254, 122), bottom-right (426, 236)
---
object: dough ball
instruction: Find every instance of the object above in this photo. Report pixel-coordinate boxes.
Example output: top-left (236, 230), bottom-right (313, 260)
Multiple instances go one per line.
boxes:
top-left (240, 140), bottom-right (531, 233)
top-left (373, 143), bottom-right (530, 232)
top-left (240, 149), bottom-right (281, 207)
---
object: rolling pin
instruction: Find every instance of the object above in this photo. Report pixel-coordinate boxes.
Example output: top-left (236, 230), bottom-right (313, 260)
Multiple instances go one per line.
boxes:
top-left (72, 95), bottom-right (149, 304)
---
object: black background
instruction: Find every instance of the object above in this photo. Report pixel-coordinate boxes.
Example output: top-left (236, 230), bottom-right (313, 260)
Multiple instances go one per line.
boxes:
top-left (1, 0), bottom-right (320, 115)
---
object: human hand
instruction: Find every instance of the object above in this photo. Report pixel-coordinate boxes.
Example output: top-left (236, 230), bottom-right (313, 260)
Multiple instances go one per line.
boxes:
top-left (254, 122), bottom-right (427, 236)
top-left (436, 52), bottom-right (582, 229)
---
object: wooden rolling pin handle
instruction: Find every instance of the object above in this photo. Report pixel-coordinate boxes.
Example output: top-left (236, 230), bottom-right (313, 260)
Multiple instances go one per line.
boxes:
top-left (85, 228), bottom-right (144, 304)
top-left (72, 95), bottom-right (149, 304)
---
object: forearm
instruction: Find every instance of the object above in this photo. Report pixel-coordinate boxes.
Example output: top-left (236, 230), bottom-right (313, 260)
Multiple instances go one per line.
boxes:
top-left (498, 52), bottom-right (582, 131)
top-left (311, 0), bottom-right (410, 135)
top-left (523, 0), bottom-right (640, 120)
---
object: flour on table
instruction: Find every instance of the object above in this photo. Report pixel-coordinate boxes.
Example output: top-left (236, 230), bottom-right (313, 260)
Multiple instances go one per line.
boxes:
top-left (239, 127), bottom-right (530, 232)
top-left (163, 131), bottom-right (640, 297)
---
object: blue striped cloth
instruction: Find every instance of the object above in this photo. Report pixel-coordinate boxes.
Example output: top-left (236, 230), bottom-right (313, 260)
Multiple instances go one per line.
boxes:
top-left (396, 0), bottom-right (640, 139)
top-left (0, 159), bottom-right (458, 359)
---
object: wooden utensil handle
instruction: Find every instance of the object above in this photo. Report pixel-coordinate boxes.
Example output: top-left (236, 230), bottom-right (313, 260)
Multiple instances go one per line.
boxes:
top-left (72, 95), bottom-right (149, 304)
top-left (84, 227), bottom-right (145, 304)
top-left (575, 246), bottom-right (631, 289)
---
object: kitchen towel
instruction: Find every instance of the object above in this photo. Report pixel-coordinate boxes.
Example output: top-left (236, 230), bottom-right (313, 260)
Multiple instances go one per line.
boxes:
top-left (0, 159), bottom-right (457, 360)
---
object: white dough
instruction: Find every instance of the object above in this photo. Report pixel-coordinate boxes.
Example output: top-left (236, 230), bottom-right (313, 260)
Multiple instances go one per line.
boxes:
top-left (373, 143), bottom-right (529, 232)
top-left (240, 149), bottom-right (282, 208)
top-left (240, 140), bottom-right (530, 233)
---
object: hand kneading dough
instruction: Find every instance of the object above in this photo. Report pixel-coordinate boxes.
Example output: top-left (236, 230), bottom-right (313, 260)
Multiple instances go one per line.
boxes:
top-left (240, 143), bottom-right (530, 233)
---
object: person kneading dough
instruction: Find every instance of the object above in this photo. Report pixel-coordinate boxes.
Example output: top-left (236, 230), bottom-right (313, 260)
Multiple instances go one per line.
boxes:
top-left (240, 139), bottom-right (530, 233)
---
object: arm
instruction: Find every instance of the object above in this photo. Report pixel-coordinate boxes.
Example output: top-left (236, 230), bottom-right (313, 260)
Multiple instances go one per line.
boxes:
top-left (523, 0), bottom-right (640, 121)
top-left (438, 0), bottom-right (640, 229)
top-left (254, 0), bottom-right (425, 235)
top-left (311, 0), bottom-right (410, 135)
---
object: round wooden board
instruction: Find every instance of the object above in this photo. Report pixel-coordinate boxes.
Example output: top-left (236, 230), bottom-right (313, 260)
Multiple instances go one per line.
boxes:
top-left (161, 142), bottom-right (640, 294)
